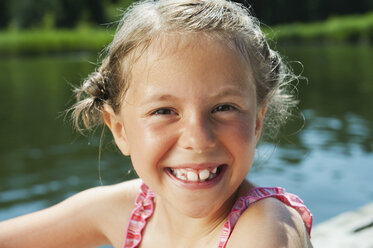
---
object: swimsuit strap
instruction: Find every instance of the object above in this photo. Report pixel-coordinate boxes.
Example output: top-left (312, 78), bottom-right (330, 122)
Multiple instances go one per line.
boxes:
top-left (217, 187), bottom-right (313, 248)
top-left (123, 183), bottom-right (155, 248)
top-left (123, 184), bottom-right (313, 248)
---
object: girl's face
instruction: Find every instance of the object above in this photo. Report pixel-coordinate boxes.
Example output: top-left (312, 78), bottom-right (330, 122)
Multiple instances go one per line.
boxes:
top-left (107, 35), bottom-right (266, 217)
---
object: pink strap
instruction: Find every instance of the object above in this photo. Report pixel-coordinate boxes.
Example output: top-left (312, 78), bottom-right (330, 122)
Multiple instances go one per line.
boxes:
top-left (123, 184), bottom-right (155, 248)
top-left (217, 187), bottom-right (313, 248)
top-left (123, 184), bottom-right (313, 248)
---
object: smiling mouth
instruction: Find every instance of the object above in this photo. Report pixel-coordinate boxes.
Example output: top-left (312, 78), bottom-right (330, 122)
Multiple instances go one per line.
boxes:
top-left (166, 165), bottom-right (224, 183)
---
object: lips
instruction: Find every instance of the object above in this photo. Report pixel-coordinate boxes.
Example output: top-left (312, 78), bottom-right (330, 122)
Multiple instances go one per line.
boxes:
top-left (166, 165), bottom-right (224, 183)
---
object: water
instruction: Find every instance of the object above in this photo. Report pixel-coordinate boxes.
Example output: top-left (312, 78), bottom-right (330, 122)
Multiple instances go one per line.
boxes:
top-left (0, 45), bottom-right (372, 228)
top-left (249, 44), bottom-right (373, 224)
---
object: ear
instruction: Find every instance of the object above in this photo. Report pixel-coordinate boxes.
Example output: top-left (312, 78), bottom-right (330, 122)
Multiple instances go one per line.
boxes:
top-left (255, 105), bottom-right (267, 143)
top-left (102, 104), bottom-right (131, 156)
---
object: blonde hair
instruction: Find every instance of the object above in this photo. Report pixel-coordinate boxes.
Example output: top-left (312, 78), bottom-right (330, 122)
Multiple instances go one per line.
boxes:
top-left (71, 0), bottom-right (298, 138)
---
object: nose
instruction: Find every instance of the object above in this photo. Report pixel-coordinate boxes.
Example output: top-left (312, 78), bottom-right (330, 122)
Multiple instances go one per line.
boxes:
top-left (178, 114), bottom-right (217, 153)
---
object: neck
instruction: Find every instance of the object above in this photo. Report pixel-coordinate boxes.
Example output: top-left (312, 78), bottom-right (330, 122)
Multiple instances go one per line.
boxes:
top-left (147, 187), bottom-right (240, 247)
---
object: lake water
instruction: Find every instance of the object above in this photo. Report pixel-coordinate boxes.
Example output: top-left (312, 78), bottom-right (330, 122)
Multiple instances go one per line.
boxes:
top-left (0, 45), bottom-right (372, 228)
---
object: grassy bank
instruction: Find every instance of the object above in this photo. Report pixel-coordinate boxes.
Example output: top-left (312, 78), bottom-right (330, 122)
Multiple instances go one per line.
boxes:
top-left (1, 11), bottom-right (373, 56)
top-left (266, 11), bottom-right (373, 44)
top-left (0, 28), bottom-right (114, 56)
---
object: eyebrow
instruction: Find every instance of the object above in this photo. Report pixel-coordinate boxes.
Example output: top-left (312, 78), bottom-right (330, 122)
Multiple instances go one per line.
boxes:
top-left (139, 93), bottom-right (178, 106)
top-left (141, 93), bottom-right (176, 103)
top-left (210, 87), bottom-right (250, 99)
top-left (140, 84), bottom-right (251, 105)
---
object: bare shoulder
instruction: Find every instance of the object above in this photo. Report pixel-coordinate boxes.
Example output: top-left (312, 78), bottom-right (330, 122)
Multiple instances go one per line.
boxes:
top-left (227, 197), bottom-right (313, 248)
top-left (0, 178), bottom-right (142, 248)
top-left (90, 178), bottom-right (142, 207)
top-left (90, 178), bottom-right (142, 247)
top-left (62, 178), bottom-right (141, 206)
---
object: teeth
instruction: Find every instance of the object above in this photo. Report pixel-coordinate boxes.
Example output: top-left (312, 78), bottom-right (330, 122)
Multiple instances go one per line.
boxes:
top-left (178, 174), bottom-right (187, 181)
top-left (199, 169), bottom-right (210, 180)
top-left (186, 171), bottom-right (199, 182)
top-left (170, 166), bottom-right (220, 182)
top-left (175, 168), bottom-right (186, 177)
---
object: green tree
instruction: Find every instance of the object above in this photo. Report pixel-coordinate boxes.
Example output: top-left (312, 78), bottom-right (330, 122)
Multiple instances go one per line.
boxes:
top-left (11, 0), bottom-right (57, 28)
top-left (0, 0), bottom-right (11, 28)
top-left (234, 0), bottom-right (373, 25)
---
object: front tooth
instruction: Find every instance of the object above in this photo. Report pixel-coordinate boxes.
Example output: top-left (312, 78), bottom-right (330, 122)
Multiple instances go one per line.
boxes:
top-left (186, 171), bottom-right (199, 182)
top-left (175, 169), bottom-right (185, 177)
top-left (199, 169), bottom-right (210, 180)
top-left (179, 169), bottom-right (187, 175)
top-left (177, 174), bottom-right (187, 180)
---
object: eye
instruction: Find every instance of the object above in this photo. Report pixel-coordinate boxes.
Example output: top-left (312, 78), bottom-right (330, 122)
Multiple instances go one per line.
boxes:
top-left (212, 104), bottom-right (238, 113)
top-left (151, 108), bottom-right (175, 115)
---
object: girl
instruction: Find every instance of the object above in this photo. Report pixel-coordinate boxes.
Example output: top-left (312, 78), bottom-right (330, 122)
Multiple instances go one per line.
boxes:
top-left (0, 0), bottom-right (313, 247)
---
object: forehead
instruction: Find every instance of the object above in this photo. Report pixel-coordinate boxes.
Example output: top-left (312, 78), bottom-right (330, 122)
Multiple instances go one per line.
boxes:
top-left (138, 33), bottom-right (251, 69)
top-left (127, 33), bottom-right (255, 97)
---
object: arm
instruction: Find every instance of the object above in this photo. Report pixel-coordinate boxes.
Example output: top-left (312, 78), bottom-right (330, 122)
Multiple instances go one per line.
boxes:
top-left (0, 187), bottom-right (109, 248)
top-left (227, 197), bottom-right (313, 248)
top-left (0, 179), bottom-right (141, 248)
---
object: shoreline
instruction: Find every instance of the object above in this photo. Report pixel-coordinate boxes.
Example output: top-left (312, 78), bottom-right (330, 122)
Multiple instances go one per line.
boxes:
top-left (0, 11), bottom-right (373, 56)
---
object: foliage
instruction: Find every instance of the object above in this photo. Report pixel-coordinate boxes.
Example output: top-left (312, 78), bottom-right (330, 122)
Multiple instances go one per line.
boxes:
top-left (1, 0), bottom-right (135, 30)
top-left (240, 0), bottom-right (373, 25)
top-left (0, 0), bottom-right (373, 30)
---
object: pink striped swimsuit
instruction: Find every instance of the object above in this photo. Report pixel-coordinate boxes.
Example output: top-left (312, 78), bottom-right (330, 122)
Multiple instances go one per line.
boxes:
top-left (124, 183), bottom-right (313, 248)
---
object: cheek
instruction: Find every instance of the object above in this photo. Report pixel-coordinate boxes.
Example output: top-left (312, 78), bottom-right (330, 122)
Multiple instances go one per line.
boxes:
top-left (221, 117), bottom-right (257, 163)
top-left (226, 117), bottom-right (256, 145)
top-left (127, 122), bottom-right (177, 172)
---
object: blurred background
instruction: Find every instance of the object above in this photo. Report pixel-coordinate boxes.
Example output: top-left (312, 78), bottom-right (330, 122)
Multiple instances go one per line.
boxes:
top-left (0, 0), bottom-right (372, 238)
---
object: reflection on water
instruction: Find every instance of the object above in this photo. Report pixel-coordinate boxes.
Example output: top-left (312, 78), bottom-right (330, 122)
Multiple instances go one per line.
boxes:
top-left (0, 55), bottom-right (137, 221)
top-left (0, 45), bottom-right (372, 226)
top-left (250, 44), bottom-right (373, 223)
